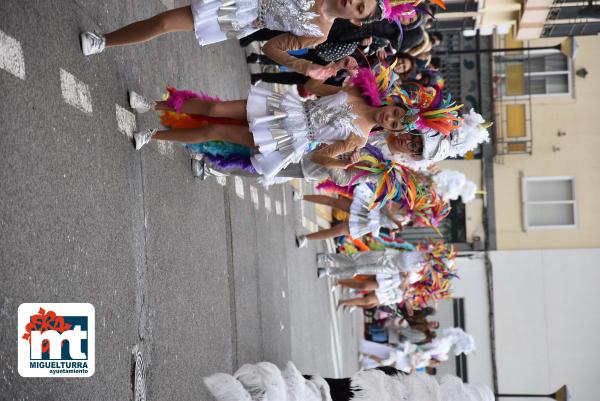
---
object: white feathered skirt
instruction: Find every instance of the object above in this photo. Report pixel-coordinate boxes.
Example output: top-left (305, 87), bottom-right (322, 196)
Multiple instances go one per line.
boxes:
top-left (191, 0), bottom-right (259, 45)
top-left (247, 86), bottom-right (311, 184)
top-left (204, 361), bottom-right (332, 401)
top-left (349, 183), bottom-right (396, 239)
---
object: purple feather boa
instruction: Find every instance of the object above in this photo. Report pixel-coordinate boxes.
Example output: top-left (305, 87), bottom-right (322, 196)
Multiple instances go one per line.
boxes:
top-left (204, 153), bottom-right (257, 174)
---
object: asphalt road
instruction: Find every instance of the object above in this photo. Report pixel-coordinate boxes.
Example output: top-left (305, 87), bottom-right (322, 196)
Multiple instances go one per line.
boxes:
top-left (0, 1), bottom-right (360, 400)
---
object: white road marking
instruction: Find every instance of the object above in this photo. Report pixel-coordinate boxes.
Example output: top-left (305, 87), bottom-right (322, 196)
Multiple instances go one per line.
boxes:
top-left (250, 186), bottom-right (259, 210)
top-left (327, 276), bottom-right (343, 377)
top-left (300, 194), bottom-right (306, 222)
top-left (158, 0), bottom-right (175, 8)
top-left (115, 104), bottom-right (136, 138)
top-left (264, 194), bottom-right (272, 213)
top-left (275, 201), bottom-right (282, 216)
top-left (282, 197), bottom-right (288, 215)
top-left (281, 187), bottom-right (288, 215)
top-left (59, 69), bottom-right (92, 113)
top-left (156, 141), bottom-right (174, 159)
top-left (234, 176), bottom-right (245, 199)
top-left (0, 30), bottom-right (25, 79)
top-left (215, 176), bottom-right (227, 186)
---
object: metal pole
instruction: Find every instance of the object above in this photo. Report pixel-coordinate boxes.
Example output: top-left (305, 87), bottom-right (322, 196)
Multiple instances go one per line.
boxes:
top-left (495, 394), bottom-right (555, 399)
top-left (435, 44), bottom-right (561, 55)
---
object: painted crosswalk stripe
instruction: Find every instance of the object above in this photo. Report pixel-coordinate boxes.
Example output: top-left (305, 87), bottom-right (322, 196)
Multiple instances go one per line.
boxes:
top-left (264, 194), bottom-right (272, 213)
top-left (0, 30), bottom-right (25, 80)
top-left (160, 0), bottom-right (175, 10)
top-left (234, 177), bottom-right (245, 199)
top-left (115, 104), bottom-right (136, 138)
top-left (281, 187), bottom-right (288, 215)
top-left (275, 201), bottom-right (282, 215)
top-left (215, 176), bottom-right (227, 186)
top-left (156, 141), bottom-right (174, 159)
top-left (59, 69), bottom-right (92, 113)
top-left (159, 0), bottom-right (175, 8)
top-left (250, 186), bottom-right (259, 210)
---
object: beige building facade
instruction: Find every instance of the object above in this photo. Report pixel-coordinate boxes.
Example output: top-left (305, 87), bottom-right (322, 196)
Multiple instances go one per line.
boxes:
top-left (436, 0), bottom-right (600, 39)
top-left (492, 35), bottom-right (600, 250)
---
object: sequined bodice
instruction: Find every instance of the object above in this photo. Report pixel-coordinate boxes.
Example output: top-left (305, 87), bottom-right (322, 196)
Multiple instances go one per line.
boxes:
top-left (304, 92), bottom-right (362, 142)
top-left (259, 0), bottom-right (323, 37)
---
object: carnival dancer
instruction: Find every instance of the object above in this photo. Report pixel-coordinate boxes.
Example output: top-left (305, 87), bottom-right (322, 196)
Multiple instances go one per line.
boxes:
top-left (335, 271), bottom-right (419, 310)
top-left (360, 327), bottom-right (475, 372)
top-left (127, 70), bottom-right (420, 183)
top-left (183, 59), bottom-right (472, 182)
top-left (296, 181), bottom-right (411, 247)
top-left (316, 238), bottom-right (455, 278)
top-left (203, 361), bottom-right (493, 401)
top-left (317, 249), bottom-right (427, 278)
top-left (80, 0), bottom-right (390, 79)
top-left (296, 157), bottom-right (450, 247)
top-left (190, 105), bottom-right (489, 181)
top-left (190, 127), bottom-right (427, 182)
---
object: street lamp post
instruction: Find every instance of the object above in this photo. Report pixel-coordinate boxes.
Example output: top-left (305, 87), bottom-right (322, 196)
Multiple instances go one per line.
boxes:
top-left (433, 38), bottom-right (576, 59)
top-left (495, 385), bottom-right (570, 401)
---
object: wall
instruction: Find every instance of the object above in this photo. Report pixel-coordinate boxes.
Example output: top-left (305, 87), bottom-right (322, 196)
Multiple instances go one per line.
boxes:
top-left (490, 249), bottom-right (600, 401)
top-left (437, 254), bottom-right (494, 386)
top-left (493, 36), bottom-right (600, 249)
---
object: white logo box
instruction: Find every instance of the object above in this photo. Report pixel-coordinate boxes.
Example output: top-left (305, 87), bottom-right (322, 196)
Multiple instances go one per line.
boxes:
top-left (18, 303), bottom-right (95, 377)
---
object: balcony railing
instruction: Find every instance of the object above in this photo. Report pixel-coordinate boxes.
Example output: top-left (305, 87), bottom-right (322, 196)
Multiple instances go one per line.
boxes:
top-left (543, 0), bottom-right (600, 37)
top-left (491, 35), bottom-right (534, 158)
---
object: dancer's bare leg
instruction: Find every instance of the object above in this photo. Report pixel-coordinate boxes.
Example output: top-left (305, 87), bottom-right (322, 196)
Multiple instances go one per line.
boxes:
top-left (179, 99), bottom-right (247, 121)
top-left (153, 124), bottom-right (255, 147)
top-left (338, 293), bottom-right (379, 308)
top-left (336, 277), bottom-right (378, 291)
top-left (306, 222), bottom-right (350, 241)
top-left (154, 101), bottom-right (173, 112)
top-left (105, 6), bottom-right (194, 47)
top-left (151, 99), bottom-right (247, 122)
top-left (303, 195), bottom-right (352, 212)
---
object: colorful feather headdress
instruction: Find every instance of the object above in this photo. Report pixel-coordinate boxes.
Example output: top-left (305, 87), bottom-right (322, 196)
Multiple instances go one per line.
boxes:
top-left (375, 233), bottom-right (418, 250)
top-left (383, 0), bottom-right (447, 21)
top-left (400, 82), bottom-right (463, 136)
top-left (351, 67), bottom-right (463, 136)
top-left (316, 147), bottom-right (451, 230)
top-left (407, 239), bottom-right (457, 308)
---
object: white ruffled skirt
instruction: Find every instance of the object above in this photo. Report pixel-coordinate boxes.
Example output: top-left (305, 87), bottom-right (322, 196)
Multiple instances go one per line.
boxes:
top-left (349, 183), bottom-right (396, 239)
top-left (247, 86), bottom-right (311, 184)
top-left (191, 0), bottom-right (259, 45)
top-left (204, 361), bottom-right (332, 401)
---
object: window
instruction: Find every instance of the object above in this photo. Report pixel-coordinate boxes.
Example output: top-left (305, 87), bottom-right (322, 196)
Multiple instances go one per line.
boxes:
top-left (521, 176), bottom-right (576, 230)
top-left (499, 52), bottom-right (572, 97)
top-left (506, 104), bottom-right (526, 138)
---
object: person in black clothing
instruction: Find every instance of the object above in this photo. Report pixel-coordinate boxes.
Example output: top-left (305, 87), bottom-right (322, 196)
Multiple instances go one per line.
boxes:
top-left (243, 14), bottom-right (423, 69)
top-left (249, 52), bottom-right (416, 89)
top-left (303, 366), bottom-right (405, 401)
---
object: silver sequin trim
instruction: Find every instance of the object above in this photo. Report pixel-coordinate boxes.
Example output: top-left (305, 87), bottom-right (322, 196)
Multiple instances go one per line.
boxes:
top-left (263, 93), bottom-right (361, 151)
top-left (305, 100), bottom-right (360, 140)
